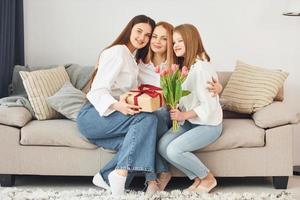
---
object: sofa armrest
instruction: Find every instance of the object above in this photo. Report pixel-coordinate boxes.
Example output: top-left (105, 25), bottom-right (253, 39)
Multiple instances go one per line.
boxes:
top-left (0, 107), bottom-right (32, 127)
top-left (252, 102), bottom-right (300, 129)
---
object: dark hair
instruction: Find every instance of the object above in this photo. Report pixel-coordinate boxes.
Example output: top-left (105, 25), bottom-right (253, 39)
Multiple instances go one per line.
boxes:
top-left (84, 15), bottom-right (156, 92)
top-left (106, 15), bottom-right (155, 61)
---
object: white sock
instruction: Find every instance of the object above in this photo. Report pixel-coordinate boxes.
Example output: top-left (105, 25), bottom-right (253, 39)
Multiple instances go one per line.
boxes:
top-left (108, 170), bottom-right (127, 196)
top-left (92, 173), bottom-right (110, 190)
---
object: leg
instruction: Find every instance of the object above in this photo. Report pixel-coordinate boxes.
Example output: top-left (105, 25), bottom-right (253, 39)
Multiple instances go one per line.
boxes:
top-left (77, 104), bottom-right (158, 195)
top-left (109, 112), bottom-right (158, 195)
top-left (0, 174), bottom-right (15, 187)
top-left (115, 112), bottom-right (158, 172)
top-left (166, 124), bottom-right (222, 180)
top-left (273, 176), bottom-right (289, 189)
top-left (78, 105), bottom-right (158, 173)
top-left (158, 121), bottom-right (197, 178)
top-left (89, 136), bottom-right (125, 152)
top-left (77, 104), bottom-right (142, 140)
top-left (145, 107), bottom-right (171, 182)
top-left (91, 137), bottom-right (125, 189)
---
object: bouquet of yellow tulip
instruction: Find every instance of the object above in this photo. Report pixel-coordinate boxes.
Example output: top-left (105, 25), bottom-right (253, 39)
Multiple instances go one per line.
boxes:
top-left (155, 64), bottom-right (190, 131)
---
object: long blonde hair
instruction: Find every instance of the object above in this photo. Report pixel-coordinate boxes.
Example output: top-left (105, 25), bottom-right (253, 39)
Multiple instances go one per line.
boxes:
top-left (83, 15), bottom-right (156, 92)
top-left (174, 24), bottom-right (210, 69)
top-left (144, 21), bottom-right (175, 68)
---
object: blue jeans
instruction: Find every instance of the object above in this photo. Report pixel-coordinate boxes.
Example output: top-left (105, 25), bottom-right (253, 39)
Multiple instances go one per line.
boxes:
top-left (77, 102), bottom-right (158, 184)
top-left (129, 107), bottom-right (171, 184)
top-left (158, 121), bottom-right (222, 180)
top-left (102, 107), bottom-right (172, 186)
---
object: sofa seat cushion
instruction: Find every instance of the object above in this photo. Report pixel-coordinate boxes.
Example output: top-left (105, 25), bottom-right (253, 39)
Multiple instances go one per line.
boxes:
top-left (199, 119), bottom-right (265, 152)
top-left (0, 107), bottom-right (32, 127)
top-left (20, 119), bottom-right (96, 149)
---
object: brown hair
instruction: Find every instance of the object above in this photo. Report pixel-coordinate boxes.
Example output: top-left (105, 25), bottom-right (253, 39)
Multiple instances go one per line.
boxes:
top-left (84, 15), bottom-right (156, 92)
top-left (174, 24), bottom-right (210, 69)
top-left (144, 21), bottom-right (175, 68)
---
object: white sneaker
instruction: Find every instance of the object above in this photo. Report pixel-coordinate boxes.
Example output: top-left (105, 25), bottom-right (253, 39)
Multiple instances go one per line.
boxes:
top-left (92, 173), bottom-right (110, 190)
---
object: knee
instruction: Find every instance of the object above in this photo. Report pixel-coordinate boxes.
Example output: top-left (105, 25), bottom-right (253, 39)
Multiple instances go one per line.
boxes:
top-left (158, 139), bottom-right (167, 157)
top-left (166, 143), bottom-right (181, 161)
top-left (138, 112), bottom-right (158, 124)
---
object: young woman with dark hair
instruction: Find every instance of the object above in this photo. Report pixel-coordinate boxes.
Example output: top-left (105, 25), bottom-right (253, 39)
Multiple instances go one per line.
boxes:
top-left (77, 15), bottom-right (158, 196)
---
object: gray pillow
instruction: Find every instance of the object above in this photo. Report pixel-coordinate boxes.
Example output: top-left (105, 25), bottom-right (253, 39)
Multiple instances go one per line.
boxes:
top-left (47, 82), bottom-right (86, 121)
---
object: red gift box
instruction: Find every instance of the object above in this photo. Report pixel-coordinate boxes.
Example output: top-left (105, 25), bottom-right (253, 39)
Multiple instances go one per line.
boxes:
top-left (120, 84), bottom-right (164, 112)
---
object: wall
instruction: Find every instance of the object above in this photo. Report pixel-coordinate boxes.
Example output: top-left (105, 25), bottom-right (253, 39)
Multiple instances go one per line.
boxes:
top-left (24, 0), bottom-right (300, 165)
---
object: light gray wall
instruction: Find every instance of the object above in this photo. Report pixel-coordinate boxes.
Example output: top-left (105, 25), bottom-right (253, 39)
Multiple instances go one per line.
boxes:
top-left (24, 0), bottom-right (300, 165)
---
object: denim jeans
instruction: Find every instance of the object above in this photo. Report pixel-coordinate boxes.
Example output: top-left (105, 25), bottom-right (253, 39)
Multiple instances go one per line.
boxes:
top-left (77, 102), bottom-right (158, 184)
top-left (140, 107), bottom-right (171, 182)
top-left (158, 121), bottom-right (222, 180)
top-left (99, 107), bottom-right (172, 186)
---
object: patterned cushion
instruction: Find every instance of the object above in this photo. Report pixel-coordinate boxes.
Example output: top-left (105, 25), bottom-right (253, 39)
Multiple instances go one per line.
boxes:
top-left (221, 60), bottom-right (288, 114)
top-left (19, 66), bottom-right (70, 120)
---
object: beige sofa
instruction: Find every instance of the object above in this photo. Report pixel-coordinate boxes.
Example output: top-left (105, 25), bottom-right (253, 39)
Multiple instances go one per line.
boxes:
top-left (0, 71), bottom-right (299, 189)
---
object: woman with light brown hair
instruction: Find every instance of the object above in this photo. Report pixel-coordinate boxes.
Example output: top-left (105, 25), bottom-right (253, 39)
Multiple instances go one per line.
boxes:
top-left (158, 24), bottom-right (223, 193)
top-left (137, 21), bottom-right (175, 195)
top-left (134, 22), bottom-right (223, 195)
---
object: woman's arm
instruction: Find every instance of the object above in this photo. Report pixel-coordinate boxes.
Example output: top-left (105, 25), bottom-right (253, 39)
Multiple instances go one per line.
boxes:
top-left (87, 47), bottom-right (126, 116)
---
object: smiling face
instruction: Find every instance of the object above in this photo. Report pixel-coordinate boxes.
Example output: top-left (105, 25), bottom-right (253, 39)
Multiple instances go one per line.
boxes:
top-left (173, 31), bottom-right (185, 57)
top-left (129, 23), bottom-right (152, 50)
top-left (150, 25), bottom-right (168, 55)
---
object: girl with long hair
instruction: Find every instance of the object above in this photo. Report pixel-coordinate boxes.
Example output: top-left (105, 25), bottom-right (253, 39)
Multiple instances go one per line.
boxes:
top-left (158, 24), bottom-right (223, 193)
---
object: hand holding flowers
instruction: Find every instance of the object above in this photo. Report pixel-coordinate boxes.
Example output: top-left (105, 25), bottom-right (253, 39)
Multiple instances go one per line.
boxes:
top-left (170, 108), bottom-right (186, 121)
top-left (155, 64), bottom-right (191, 131)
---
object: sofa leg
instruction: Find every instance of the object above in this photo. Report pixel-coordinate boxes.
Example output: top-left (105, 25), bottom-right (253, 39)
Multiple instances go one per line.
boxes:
top-left (272, 176), bottom-right (288, 189)
top-left (0, 174), bottom-right (15, 187)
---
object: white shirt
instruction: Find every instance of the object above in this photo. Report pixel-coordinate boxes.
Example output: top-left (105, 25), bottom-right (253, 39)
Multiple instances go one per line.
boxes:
top-left (138, 61), bottom-right (167, 87)
top-left (179, 59), bottom-right (223, 125)
top-left (87, 45), bottom-right (138, 116)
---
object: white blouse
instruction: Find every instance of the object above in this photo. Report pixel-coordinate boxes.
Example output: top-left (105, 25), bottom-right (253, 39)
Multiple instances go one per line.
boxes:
top-left (87, 45), bottom-right (139, 117)
top-left (138, 61), bottom-right (167, 87)
top-left (179, 59), bottom-right (223, 125)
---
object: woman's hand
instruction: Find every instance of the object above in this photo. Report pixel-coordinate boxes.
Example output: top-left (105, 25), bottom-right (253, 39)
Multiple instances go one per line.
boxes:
top-left (170, 109), bottom-right (198, 121)
top-left (112, 100), bottom-right (140, 115)
top-left (170, 109), bottom-right (186, 121)
top-left (207, 77), bottom-right (223, 97)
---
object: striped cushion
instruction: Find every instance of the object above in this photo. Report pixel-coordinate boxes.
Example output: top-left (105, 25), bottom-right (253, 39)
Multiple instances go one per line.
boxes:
top-left (221, 61), bottom-right (288, 114)
top-left (19, 66), bottom-right (70, 120)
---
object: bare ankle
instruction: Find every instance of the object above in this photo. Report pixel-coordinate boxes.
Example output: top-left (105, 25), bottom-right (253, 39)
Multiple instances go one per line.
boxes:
top-left (194, 177), bottom-right (201, 185)
top-left (148, 180), bottom-right (158, 186)
top-left (159, 172), bottom-right (171, 179)
top-left (115, 169), bottom-right (128, 177)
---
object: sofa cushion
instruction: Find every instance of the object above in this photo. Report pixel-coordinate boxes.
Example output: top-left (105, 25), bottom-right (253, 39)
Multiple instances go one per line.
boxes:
top-left (47, 82), bottom-right (86, 121)
top-left (252, 102), bottom-right (300, 128)
top-left (0, 107), bottom-right (32, 127)
top-left (11, 64), bottom-right (94, 96)
top-left (20, 119), bottom-right (96, 149)
top-left (19, 66), bottom-right (70, 120)
top-left (220, 61), bottom-right (288, 114)
top-left (200, 119), bottom-right (265, 152)
top-left (217, 71), bottom-right (284, 102)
